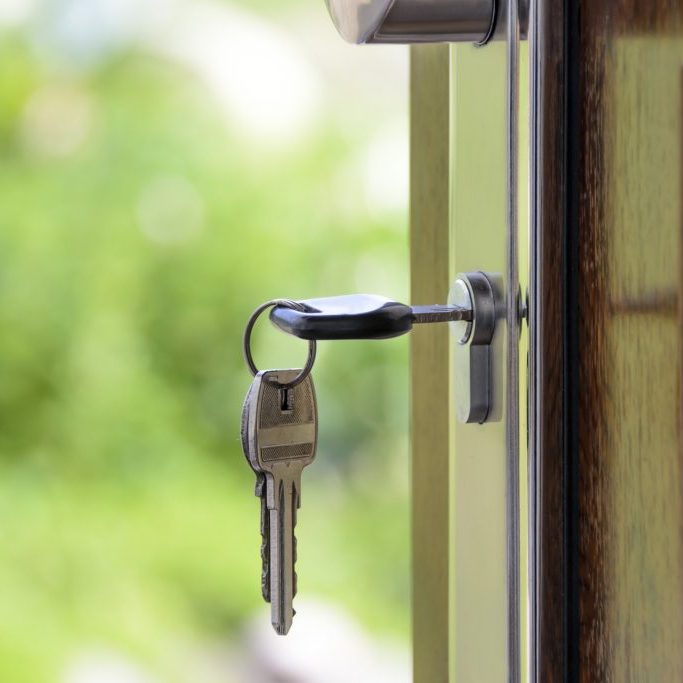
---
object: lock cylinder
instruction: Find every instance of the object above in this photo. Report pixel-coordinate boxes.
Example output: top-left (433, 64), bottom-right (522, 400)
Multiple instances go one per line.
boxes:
top-left (325, 0), bottom-right (497, 45)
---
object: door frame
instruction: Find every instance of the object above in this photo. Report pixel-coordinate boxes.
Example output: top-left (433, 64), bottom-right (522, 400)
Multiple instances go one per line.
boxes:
top-left (410, 43), bottom-right (452, 683)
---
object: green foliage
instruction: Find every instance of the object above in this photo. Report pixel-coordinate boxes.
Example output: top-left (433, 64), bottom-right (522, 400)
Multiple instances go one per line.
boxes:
top-left (0, 7), bottom-right (408, 680)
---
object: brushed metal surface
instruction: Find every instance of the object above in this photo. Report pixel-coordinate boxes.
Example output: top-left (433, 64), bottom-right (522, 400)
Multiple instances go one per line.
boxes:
top-left (326, 0), bottom-right (495, 44)
top-left (505, 0), bottom-right (521, 679)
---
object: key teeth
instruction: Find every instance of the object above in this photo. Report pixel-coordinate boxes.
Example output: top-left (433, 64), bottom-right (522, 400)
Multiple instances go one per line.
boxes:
top-left (260, 516), bottom-right (270, 602)
top-left (261, 561), bottom-right (270, 602)
top-left (258, 477), bottom-right (271, 603)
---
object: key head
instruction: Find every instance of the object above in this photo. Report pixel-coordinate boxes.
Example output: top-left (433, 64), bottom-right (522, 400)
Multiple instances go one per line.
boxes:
top-left (269, 294), bottom-right (414, 340)
top-left (244, 370), bottom-right (318, 477)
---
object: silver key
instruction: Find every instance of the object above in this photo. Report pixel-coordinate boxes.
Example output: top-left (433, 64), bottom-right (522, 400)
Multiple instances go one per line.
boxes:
top-left (241, 379), bottom-right (271, 603)
top-left (243, 368), bottom-right (318, 635)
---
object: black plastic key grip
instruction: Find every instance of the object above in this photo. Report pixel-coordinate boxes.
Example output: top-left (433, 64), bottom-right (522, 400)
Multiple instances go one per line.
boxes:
top-left (269, 295), bottom-right (415, 340)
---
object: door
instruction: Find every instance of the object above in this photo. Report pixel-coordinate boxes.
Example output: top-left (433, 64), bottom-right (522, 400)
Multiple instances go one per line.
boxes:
top-left (409, 1), bottom-right (683, 682)
top-left (327, 0), bottom-right (683, 680)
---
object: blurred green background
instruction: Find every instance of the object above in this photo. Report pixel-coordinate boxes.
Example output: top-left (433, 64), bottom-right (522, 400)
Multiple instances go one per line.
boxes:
top-left (0, 0), bottom-right (410, 681)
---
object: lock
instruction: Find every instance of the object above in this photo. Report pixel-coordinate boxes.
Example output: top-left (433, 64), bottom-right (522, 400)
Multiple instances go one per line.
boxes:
top-left (449, 272), bottom-right (498, 424)
top-left (267, 270), bottom-right (499, 424)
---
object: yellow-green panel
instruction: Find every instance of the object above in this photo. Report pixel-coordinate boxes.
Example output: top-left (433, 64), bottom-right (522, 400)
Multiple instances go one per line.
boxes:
top-left (410, 44), bottom-right (452, 683)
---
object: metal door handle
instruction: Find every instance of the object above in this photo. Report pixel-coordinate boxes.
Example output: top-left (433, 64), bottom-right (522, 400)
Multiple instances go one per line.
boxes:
top-left (325, 0), bottom-right (497, 44)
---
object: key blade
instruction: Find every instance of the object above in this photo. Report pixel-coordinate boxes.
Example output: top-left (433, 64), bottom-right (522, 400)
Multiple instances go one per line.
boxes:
top-left (268, 471), bottom-right (300, 635)
top-left (411, 303), bottom-right (472, 324)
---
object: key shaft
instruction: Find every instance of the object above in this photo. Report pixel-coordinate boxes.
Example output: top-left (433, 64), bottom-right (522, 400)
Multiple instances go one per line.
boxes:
top-left (410, 304), bottom-right (472, 324)
top-left (266, 468), bottom-right (301, 634)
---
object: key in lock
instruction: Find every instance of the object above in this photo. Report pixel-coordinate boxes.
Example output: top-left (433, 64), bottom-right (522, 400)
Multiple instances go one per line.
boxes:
top-left (269, 271), bottom-right (501, 424)
top-left (239, 272), bottom-right (503, 636)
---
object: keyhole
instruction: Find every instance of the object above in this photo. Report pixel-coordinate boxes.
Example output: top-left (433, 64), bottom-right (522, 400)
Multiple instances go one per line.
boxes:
top-left (279, 387), bottom-right (293, 413)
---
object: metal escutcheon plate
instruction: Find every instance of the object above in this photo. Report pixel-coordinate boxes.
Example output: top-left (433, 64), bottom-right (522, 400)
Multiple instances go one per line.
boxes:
top-left (449, 271), bottom-right (498, 424)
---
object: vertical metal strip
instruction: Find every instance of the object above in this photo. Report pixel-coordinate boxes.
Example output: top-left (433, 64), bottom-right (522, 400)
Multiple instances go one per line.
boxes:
top-left (528, 0), bottom-right (540, 678)
top-left (506, 0), bottom-right (521, 681)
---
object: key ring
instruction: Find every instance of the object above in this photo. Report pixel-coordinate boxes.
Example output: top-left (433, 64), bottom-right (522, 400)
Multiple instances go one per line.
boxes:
top-left (243, 299), bottom-right (317, 388)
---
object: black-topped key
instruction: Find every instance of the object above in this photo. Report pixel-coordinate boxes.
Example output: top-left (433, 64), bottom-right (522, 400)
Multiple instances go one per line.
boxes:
top-left (269, 294), bottom-right (472, 341)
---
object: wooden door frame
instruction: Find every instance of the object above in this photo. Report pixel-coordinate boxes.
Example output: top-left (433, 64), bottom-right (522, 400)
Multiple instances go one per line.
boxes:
top-left (410, 44), bottom-right (451, 683)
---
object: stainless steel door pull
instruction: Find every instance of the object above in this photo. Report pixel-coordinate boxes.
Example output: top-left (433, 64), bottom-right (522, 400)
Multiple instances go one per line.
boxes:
top-left (325, 0), bottom-right (498, 44)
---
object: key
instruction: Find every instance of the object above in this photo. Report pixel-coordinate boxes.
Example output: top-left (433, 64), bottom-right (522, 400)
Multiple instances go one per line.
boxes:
top-left (243, 368), bottom-right (318, 635)
top-left (268, 293), bottom-right (472, 340)
top-left (241, 378), bottom-right (271, 603)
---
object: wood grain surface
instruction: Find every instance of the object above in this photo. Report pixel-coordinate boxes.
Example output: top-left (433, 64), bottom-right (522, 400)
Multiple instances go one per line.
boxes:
top-left (577, 2), bottom-right (683, 680)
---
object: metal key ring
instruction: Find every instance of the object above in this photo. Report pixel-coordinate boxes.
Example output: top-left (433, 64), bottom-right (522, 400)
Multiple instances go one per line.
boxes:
top-left (243, 299), bottom-right (317, 388)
